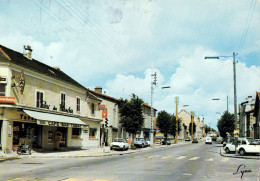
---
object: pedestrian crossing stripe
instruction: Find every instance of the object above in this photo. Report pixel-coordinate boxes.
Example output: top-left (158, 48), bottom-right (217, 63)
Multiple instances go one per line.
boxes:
top-left (177, 156), bottom-right (186, 160)
top-left (206, 158), bottom-right (214, 161)
top-left (62, 179), bottom-right (78, 181)
top-left (221, 158), bottom-right (230, 162)
top-left (162, 155), bottom-right (172, 159)
top-left (189, 157), bottom-right (200, 160)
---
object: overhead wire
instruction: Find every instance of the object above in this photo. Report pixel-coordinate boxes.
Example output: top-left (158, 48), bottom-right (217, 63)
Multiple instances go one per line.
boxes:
top-left (68, 0), bottom-right (141, 67)
top-left (236, 0), bottom-right (257, 55)
top-left (54, 0), bottom-right (139, 70)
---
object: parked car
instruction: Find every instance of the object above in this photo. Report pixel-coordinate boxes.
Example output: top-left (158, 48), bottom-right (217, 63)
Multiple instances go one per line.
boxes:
top-left (237, 138), bottom-right (260, 156)
top-left (145, 138), bottom-right (150, 146)
top-left (162, 138), bottom-right (172, 145)
top-left (185, 136), bottom-right (191, 141)
top-left (205, 137), bottom-right (212, 144)
top-left (192, 137), bottom-right (198, 143)
top-left (223, 137), bottom-right (234, 147)
top-left (224, 137), bottom-right (244, 154)
top-left (134, 138), bottom-right (149, 148)
top-left (110, 138), bottom-right (129, 151)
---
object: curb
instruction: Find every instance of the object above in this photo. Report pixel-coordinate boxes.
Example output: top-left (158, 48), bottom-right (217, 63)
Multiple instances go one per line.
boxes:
top-left (0, 143), bottom-right (189, 159)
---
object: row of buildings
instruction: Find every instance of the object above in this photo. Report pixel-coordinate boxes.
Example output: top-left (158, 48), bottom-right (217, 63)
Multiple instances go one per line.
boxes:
top-left (0, 44), bottom-right (204, 153)
top-left (239, 94), bottom-right (260, 139)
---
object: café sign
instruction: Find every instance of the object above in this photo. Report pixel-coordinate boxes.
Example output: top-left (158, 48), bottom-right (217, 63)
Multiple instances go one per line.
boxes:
top-left (37, 120), bottom-right (87, 128)
top-left (0, 96), bottom-right (15, 104)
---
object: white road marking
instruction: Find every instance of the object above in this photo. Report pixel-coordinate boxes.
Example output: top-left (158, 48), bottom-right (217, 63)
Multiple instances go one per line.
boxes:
top-left (221, 158), bottom-right (230, 162)
top-left (189, 157), bottom-right (200, 160)
top-left (206, 158), bottom-right (214, 161)
top-left (177, 156), bottom-right (186, 160)
top-left (162, 155), bottom-right (172, 159)
top-left (182, 173), bottom-right (193, 176)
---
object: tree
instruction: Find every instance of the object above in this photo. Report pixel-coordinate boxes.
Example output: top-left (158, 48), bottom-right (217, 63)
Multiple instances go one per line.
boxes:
top-left (119, 94), bottom-right (144, 140)
top-left (156, 110), bottom-right (172, 140)
top-left (217, 111), bottom-right (235, 139)
top-left (189, 121), bottom-right (197, 137)
top-left (169, 115), bottom-right (182, 138)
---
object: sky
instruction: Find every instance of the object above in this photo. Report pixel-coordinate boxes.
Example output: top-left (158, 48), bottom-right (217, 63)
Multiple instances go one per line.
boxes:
top-left (1, 0), bottom-right (260, 131)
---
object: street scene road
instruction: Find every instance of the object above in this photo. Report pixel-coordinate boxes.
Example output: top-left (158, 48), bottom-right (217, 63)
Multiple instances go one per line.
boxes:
top-left (1, 140), bottom-right (259, 181)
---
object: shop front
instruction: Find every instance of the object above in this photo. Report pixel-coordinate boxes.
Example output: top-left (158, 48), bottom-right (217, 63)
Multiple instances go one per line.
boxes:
top-left (1, 107), bottom-right (88, 152)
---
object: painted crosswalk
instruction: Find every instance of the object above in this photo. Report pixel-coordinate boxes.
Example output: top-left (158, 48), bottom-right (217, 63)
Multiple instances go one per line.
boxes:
top-left (188, 157), bottom-right (200, 161)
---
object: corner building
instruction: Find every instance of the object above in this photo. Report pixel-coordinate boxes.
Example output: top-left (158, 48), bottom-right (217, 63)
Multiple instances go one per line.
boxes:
top-left (0, 44), bottom-right (102, 153)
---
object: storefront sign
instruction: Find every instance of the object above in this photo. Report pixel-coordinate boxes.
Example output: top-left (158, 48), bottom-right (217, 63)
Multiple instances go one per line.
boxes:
top-left (19, 70), bottom-right (25, 94)
top-left (0, 96), bottom-right (16, 104)
top-left (37, 120), bottom-right (86, 128)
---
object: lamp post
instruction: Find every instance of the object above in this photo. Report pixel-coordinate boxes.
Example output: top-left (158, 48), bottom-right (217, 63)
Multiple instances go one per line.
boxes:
top-left (162, 86), bottom-right (179, 144)
top-left (205, 52), bottom-right (238, 154)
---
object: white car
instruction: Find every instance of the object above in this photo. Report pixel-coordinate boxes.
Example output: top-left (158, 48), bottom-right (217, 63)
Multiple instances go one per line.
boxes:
top-left (205, 137), bottom-right (212, 144)
top-left (237, 138), bottom-right (260, 156)
top-left (110, 138), bottom-right (129, 151)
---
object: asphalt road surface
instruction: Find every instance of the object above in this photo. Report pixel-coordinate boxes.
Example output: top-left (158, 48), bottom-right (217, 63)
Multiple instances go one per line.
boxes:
top-left (0, 141), bottom-right (259, 181)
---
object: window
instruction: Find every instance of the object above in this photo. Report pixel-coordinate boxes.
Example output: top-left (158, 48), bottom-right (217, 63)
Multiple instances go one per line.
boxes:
top-left (89, 128), bottom-right (97, 139)
top-left (0, 84), bottom-right (5, 96)
top-left (61, 93), bottom-right (66, 107)
top-left (72, 128), bottom-right (81, 138)
top-left (76, 97), bottom-right (80, 112)
top-left (36, 91), bottom-right (43, 108)
top-left (91, 103), bottom-right (95, 114)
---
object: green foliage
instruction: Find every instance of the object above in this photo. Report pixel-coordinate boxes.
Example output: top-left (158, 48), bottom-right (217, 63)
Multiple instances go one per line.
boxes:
top-left (156, 110), bottom-right (172, 138)
top-left (119, 94), bottom-right (144, 136)
top-left (217, 111), bottom-right (235, 139)
top-left (170, 116), bottom-right (182, 137)
top-left (189, 121), bottom-right (197, 136)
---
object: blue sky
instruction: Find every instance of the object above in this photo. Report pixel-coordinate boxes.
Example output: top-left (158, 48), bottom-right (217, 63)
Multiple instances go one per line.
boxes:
top-left (1, 0), bottom-right (260, 131)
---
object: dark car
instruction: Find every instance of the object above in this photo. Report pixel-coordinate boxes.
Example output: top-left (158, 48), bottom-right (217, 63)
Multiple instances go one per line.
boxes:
top-left (192, 137), bottom-right (198, 143)
top-left (162, 138), bottom-right (172, 145)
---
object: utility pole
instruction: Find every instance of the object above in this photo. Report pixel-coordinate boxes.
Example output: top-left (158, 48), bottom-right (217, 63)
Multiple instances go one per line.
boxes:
top-left (191, 111), bottom-right (194, 140)
top-left (150, 71), bottom-right (157, 147)
top-left (175, 96), bottom-right (179, 144)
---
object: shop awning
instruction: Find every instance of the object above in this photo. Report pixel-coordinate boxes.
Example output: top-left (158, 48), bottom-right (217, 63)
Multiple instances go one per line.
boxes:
top-left (24, 110), bottom-right (88, 128)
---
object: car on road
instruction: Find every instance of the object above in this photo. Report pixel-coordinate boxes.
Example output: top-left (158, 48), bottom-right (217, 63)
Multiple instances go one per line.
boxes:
top-left (205, 137), bottom-right (212, 144)
top-left (192, 137), bottom-right (198, 143)
top-left (237, 138), bottom-right (260, 156)
top-left (134, 138), bottom-right (149, 148)
top-left (216, 137), bottom-right (223, 144)
top-left (162, 138), bottom-right (172, 145)
top-left (185, 136), bottom-right (191, 141)
top-left (110, 138), bottom-right (129, 151)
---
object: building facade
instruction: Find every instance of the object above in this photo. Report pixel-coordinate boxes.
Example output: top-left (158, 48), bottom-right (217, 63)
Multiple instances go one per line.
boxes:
top-left (253, 92), bottom-right (260, 139)
top-left (0, 45), bottom-right (102, 153)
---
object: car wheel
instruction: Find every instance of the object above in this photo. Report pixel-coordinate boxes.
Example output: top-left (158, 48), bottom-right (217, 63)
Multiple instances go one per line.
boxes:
top-left (110, 147), bottom-right (113, 150)
top-left (123, 146), bottom-right (125, 151)
top-left (17, 148), bottom-right (22, 155)
top-left (239, 149), bottom-right (246, 156)
top-left (225, 147), bottom-right (230, 154)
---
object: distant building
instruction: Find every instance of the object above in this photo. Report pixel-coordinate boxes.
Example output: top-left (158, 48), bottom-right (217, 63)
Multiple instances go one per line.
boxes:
top-left (239, 96), bottom-right (255, 138)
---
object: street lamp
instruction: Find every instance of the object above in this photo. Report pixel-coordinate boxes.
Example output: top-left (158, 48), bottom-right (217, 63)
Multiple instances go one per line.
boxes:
top-left (212, 95), bottom-right (229, 112)
top-left (161, 86), bottom-right (179, 144)
top-left (205, 52), bottom-right (237, 127)
top-left (205, 52), bottom-right (238, 153)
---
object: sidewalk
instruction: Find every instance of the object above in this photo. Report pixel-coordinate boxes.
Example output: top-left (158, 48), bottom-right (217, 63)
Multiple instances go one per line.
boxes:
top-left (0, 141), bottom-right (189, 159)
top-left (219, 145), bottom-right (260, 160)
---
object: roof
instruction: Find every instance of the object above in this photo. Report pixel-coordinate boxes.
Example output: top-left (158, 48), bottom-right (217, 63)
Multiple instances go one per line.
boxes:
top-left (0, 44), bottom-right (86, 90)
top-left (143, 102), bottom-right (157, 111)
top-left (89, 90), bottom-right (120, 103)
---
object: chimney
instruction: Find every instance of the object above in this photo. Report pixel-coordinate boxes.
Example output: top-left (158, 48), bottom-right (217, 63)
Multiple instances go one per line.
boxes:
top-left (23, 45), bottom-right (33, 59)
top-left (95, 86), bottom-right (102, 94)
